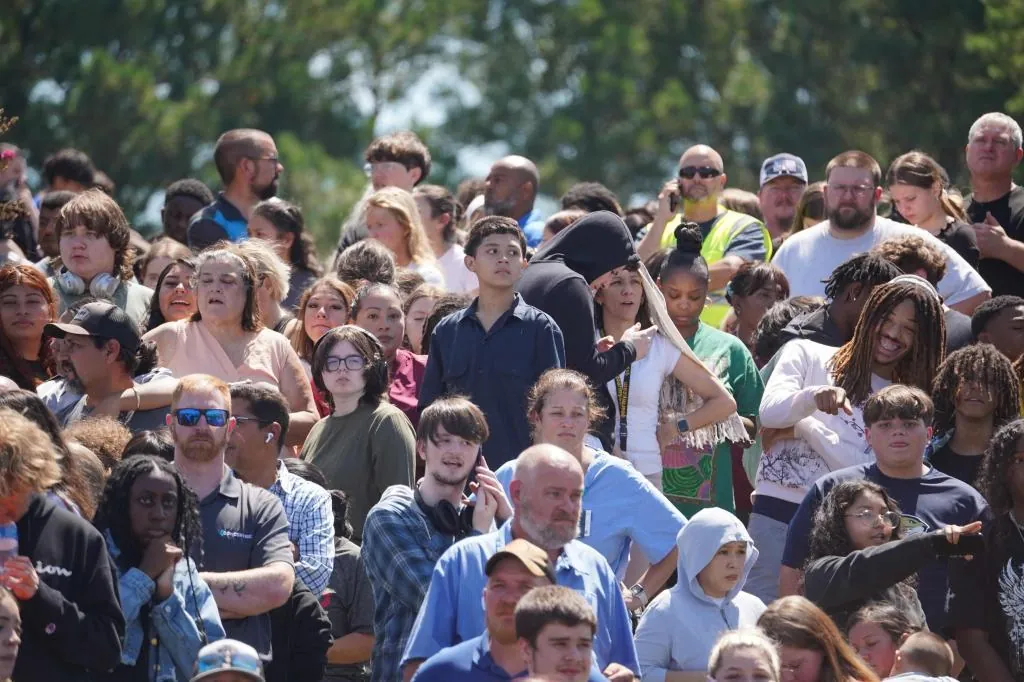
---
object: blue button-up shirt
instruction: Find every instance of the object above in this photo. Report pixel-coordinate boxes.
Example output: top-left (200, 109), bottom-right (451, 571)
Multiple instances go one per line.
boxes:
top-left (412, 633), bottom-right (607, 681)
top-left (518, 208), bottom-right (546, 247)
top-left (401, 522), bottom-right (639, 674)
top-left (495, 451), bottom-right (685, 580)
top-left (267, 460), bottom-right (335, 596)
top-left (418, 294), bottom-right (565, 469)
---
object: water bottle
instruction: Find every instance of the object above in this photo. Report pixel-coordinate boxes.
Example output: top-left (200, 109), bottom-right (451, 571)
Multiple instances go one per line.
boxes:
top-left (0, 523), bottom-right (17, 570)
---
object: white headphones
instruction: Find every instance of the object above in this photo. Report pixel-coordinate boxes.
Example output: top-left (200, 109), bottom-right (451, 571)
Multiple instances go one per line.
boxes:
top-left (55, 268), bottom-right (120, 300)
top-left (264, 432), bottom-right (274, 444)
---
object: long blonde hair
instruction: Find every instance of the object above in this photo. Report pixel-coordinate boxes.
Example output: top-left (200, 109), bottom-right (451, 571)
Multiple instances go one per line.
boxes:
top-left (365, 187), bottom-right (436, 266)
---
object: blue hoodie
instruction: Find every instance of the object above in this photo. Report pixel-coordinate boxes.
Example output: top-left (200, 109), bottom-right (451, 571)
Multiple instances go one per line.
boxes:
top-left (633, 508), bottom-right (766, 681)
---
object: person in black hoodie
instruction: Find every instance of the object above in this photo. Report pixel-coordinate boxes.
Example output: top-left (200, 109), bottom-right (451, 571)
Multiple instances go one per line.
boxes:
top-left (804, 479), bottom-right (981, 629)
top-left (517, 210), bottom-right (657, 445)
top-left (0, 406), bottom-right (125, 681)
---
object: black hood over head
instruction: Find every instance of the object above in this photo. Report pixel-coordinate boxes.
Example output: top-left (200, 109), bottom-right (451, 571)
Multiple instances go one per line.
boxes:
top-left (529, 211), bottom-right (638, 283)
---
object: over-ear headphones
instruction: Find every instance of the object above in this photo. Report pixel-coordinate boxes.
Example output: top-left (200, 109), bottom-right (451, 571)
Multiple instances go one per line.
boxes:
top-left (55, 268), bottom-right (120, 300)
top-left (415, 489), bottom-right (475, 538)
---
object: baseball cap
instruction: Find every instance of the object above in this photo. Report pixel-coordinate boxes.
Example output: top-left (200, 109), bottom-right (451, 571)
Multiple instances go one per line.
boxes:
top-left (760, 153), bottom-right (809, 187)
top-left (191, 639), bottom-right (264, 682)
top-left (485, 539), bottom-right (556, 584)
top-left (43, 301), bottom-right (141, 353)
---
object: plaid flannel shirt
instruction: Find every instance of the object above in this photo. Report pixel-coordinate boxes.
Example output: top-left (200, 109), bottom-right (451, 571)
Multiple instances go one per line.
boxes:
top-left (361, 486), bottom-right (463, 682)
top-left (268, 460), bottom-right (335, 595)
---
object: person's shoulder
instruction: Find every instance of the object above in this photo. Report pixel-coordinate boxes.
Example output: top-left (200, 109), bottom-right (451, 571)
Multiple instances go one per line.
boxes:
top-left (285, 469), bottom-right (331, 504)
top-left (923, 466), bottom-right (988, 504)
top-left (563, 537), bottom-right (617, 578)
top-left (240, 477), bottom-right (288, 517)
top-left (414, 637), bottom-right (482, 677)
top-left (722, 208), bottom-right (767, 230)
top-left (437, 527), bottom-right (503, 564)
top-left (733, 589), bottom-right (767, 612)
top-left (813, 463), bottom-right (873, 491)
top-left (776, 222), bottom-right (829, 250)
top-left (368, 485), bottom-right (417, 517)
top-left (370, 400), bottom-right (414, 426)
top-left (33, 493), bottom-right (105, 541)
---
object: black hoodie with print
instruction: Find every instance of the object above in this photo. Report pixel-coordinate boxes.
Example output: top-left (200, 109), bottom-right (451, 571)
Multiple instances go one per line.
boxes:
top-left (517, 211), bottom-right (639, 442)
top-left (13, 493), bottom-right (125, 681)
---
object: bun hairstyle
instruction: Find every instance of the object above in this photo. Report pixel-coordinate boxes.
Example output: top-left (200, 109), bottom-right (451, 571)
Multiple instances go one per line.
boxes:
top-left (660, 221), bottom-right (709, 283)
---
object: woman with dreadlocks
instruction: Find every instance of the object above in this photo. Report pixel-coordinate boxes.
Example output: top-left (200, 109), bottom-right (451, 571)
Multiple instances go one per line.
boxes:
top-left (804, 480), bottom-right (979, 630)
top-left (93, 455), bottom-right (225, 681)
top-left (928, 344), bottom-right (1019, 488)
top-left (745, 276), bottom-right (947, 604)
top-left (950, 419), bottom-right (1024, 681)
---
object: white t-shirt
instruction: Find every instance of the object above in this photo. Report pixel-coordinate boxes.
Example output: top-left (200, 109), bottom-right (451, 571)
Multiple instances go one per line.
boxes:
top-left (606, 334), bottom-right (681, 476)
top-left (407, 260), bottom-right (446, 288)
top-left (772, 216), bottom-right (990, 305)
top-left (436, 244), bottom-right (478, 294)
top-left (755, 339), bottom-right (889, 504)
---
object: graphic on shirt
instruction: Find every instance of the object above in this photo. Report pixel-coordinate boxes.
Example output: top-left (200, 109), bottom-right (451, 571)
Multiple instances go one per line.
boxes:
top-left (998, 559), bottom-right (1024, 674)
top-left (34, 561), bottom-right (72, 577)
top-left (834, 411), bottom-right (874, 460)
top-left (899, 514), bottom-right (930, 537)
top-left (756, 438), bottom-right (827, 491)
top-left (662, 441), bottom-right (714, 503)
top-left (218, 528), bottom-right (254, 541)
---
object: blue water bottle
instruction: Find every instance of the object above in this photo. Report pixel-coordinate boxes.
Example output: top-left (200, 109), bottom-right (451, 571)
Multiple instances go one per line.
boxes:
top-left (0, 523), bottom-right (17, 571)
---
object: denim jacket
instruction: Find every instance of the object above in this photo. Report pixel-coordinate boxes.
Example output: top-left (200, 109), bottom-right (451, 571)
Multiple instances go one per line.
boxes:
top-left (106, 533), bottom-right (226, 681)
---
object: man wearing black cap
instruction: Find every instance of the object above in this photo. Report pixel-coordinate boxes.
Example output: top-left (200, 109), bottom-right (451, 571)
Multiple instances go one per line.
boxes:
top-left (44, 301), bottom-right (172, 431)
top-left (757, 153), bottom-right (808, 242)
top-left (412, 539), bottom-right (606, 681)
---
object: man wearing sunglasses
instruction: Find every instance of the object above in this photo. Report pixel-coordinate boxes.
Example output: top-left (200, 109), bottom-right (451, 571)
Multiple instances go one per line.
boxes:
top-left (168, 374), bottom-right (295, 661)
top-left (637, 144), bottom-right (771, 328)
top-left (188, 129), bottom-right (284, 251)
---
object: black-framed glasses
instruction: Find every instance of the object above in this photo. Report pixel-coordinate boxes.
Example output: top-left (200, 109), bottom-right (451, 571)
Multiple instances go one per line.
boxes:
top-left (679, 166), bottom-right (722, 180)
top-left (845, 509), bottom-right (901, 528)
top-left (247, 155), bottom-right (279, 164)
top-left (174, 408), bottom-right (229, 427)
top-left (233, 415), bottom-right (267, 427)
top-left (325, 354), bottom-right (367, 372)
top-left (194, 645), bottom-right (263, 676)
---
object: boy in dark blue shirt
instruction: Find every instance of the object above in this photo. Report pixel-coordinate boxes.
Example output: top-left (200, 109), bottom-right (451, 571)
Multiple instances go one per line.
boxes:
top-left (419, 216), bottom-right (565, 468)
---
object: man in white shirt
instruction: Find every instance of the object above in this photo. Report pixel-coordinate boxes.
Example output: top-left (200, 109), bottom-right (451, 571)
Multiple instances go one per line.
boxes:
top-left (772, 150), bottom-right (990, 315)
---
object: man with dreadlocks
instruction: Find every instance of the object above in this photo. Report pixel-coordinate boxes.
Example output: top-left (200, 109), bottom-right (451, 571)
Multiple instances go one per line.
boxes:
top-left (928, 344), bottom-right (1020, 488)
top-left (93, 455), bottom-right (226, 680)
top-left (951, 418), bottom-right (1024, 681)
top-left (745, 277), bottom-right (947, 603)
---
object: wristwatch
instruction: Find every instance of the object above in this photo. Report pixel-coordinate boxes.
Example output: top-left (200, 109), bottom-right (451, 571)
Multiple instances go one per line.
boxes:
top-left (676, 418), bottom-right (690, 435)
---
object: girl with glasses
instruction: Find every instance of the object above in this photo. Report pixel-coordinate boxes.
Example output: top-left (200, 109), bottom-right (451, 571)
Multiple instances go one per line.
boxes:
top-left (299, 325), bottom-right (415, 542)
top-left (804, 480), bottom-right (980, 630)
top-left (93, 455), bottom-right (225, 681)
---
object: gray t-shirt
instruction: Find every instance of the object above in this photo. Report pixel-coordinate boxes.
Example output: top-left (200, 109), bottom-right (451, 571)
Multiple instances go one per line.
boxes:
top-left (323, 537), bottom-right (374, 681)
top-left (195, 467), bottom-right (295, 660)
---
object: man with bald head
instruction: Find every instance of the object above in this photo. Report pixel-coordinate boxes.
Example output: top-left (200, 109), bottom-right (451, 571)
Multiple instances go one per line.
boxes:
top-left (485, 155), bottom-right (546, 247)
top-left (401, 444), bottom-right (639, 681)
top-left (188, 129), bottom-right (284, 250)
top-left (637, 144), bottom-right (772, 327)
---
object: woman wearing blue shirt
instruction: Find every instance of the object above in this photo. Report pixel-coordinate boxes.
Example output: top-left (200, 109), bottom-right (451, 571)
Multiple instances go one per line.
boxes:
top-left (93, 455), bottom-right (225, 681)
top-left (495, 368), bottom-right (686, 614)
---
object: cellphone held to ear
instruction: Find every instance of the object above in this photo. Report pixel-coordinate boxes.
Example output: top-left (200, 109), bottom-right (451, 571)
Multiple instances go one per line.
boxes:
top-left (668, 181), bottom-right (681, 214)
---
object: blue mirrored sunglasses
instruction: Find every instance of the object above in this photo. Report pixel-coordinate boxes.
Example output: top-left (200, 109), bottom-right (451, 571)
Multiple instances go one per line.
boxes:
top-left (173, 408), bottom-right (229, 427)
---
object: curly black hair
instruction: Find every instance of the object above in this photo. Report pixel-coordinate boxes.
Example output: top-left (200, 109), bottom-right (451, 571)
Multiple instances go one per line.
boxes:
top-left (93, 455), bottom-right (202, 572)
top-left (807, 480), bottom-right (903, 565)
top-left (931, 344), bottom-right (1020, 439)
top-left (978, 419), bottom-right (1024, 551)
top-left (822, 253), bottom-right (902, 302)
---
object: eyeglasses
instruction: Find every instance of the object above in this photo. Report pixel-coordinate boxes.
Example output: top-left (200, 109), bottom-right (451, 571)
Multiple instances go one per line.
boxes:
top-left (233, 415), bottom-right (267, 427)
top-left (845, 509), bottom-right (901, 528)
top-left (325, 354), bottom-right (367, 372)
top-left (364, 161), bottom-right (407, 176)
top-left (194, 646), bottom-right (263, 677)
top-left (173, 408), bottom-right (229, 427)
top-left (827, 183), bottom-right (874, 198)
top-left (248, 155), bottom-right (279, 165)
top-left (678, 166), bottom-right (723, 180)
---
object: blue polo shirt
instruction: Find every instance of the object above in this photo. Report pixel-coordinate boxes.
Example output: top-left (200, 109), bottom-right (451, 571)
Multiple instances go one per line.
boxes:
top-left (187, 192), bottom-right (248, 250)
top-left (519, 208), bottom-right (546, 247)
top-left (401, 522), bottom-right (639, 674)
top-left (418, 293), bottom-right (565, 468)
top-left (495, 451), bottom-right (685, 580)
top-left (412, 634), bottom-right (606, 681)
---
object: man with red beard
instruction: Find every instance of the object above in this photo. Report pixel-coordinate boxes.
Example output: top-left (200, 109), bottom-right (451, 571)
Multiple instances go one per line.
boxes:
top-left (168, 374), bottom-right (295, 661)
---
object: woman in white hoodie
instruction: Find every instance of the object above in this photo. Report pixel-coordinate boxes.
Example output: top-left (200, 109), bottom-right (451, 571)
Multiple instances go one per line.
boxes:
top-left (746, 277), bottom-right (947, 603)
top-left (633, 507), bottom-right (766, 681)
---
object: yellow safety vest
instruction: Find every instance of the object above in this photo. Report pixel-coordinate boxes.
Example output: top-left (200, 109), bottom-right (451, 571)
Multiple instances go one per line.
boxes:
top-left (656, 209), bottom-right (773, 328)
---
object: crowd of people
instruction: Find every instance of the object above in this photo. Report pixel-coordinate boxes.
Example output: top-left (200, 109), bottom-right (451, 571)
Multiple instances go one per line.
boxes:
top-left (1, 109), bottom-right (1024, 682)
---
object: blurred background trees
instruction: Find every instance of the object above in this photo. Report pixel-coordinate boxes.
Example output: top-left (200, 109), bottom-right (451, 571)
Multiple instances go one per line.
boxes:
top-left (2, 0), bottom-right (1021, 253)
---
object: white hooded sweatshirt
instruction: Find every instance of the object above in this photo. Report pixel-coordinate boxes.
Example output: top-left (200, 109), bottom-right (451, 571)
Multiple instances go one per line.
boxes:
top-left (634, 508), bottom-right (767, 681)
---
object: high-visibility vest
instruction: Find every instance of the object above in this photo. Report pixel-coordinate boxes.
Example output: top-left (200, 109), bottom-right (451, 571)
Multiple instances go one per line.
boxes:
top-left (656, 209), bottom-right (773, 328)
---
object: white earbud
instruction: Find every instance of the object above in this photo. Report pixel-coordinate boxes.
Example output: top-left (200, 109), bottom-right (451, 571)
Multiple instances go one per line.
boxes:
top-left (265, 433), bottom-right (274, 444)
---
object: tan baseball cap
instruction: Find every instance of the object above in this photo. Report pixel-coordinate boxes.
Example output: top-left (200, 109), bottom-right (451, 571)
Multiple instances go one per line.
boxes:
top-left (485, 538), bottom-right (556, 584)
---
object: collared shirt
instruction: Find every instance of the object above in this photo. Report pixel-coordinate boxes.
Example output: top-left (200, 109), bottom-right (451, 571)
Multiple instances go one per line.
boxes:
top-left (418, 293), bottom-right (565, 468)
top-left (518, 208), bottom-right (546, 248)
top-left (361, 486), bottom-right (462, 682)
top-left (195, 466), bottom-right (294, 659)
top-left (187, 192), bottom-right (248, 251)
top-left (495, 451), bottom-right (685, 580)
top-left (401, 522), bottom-right (639, 675)
top-left (267, 460), bottom-right (335, 596)
top-left (412, 633), bottom-right (607, 681)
